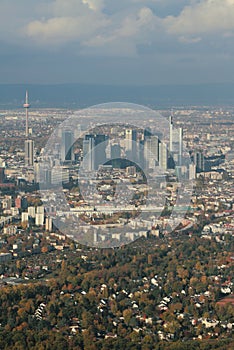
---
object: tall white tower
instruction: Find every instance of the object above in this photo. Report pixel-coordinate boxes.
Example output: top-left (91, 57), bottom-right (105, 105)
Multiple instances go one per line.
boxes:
top-left (24, 90), bottom-right (34, 166)
top-left (23, 90), bottom-right (30, 138)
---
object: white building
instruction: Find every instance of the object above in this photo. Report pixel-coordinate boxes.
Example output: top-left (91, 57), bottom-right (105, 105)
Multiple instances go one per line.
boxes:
top-left (35, 213), bottom-right (44, 226)
top-left (21, 212), bottom-right (28, 223)
top-left (28, 206), bottom-right (36, 218)
top-left (45, 217), bottom-right (53, 231)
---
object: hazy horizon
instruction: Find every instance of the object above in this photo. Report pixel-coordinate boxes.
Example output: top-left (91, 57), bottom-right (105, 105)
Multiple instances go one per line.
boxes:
top-left (1, 82), bottom-right (234, 109)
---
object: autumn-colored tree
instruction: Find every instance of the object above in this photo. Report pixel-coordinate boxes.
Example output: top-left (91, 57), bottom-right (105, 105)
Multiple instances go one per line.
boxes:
top-left (123, 309), bottom-right (133, 326)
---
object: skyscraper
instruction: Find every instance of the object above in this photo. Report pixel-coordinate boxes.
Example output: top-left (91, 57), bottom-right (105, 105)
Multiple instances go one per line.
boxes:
top-left (178, 127), bottom-right (183, 166)
top-left (0, 167), bottom-right (5, 183)
top-left (25, 139), bottom-right (34, 166)
top-left (125, 129), bottom-right (137, 161)
top-left (194, 151), bottom-right (205, 172)
top-left (169, 114), bottom-right (184, 166)
top-left (189, 163), bottom-right (196, 180)
top-left (159, 141), bottom-right (168, 171)
top-left (61, 130), bottom-right (74, 162)
top-left (111, 143), bottom-right (121, 168)
top-left (83, 135), bottom-right (95, 171)
top-left (111, 144), bottom-right (121, 159)
top-left (94, 134), bottom-right (108, 169)
top-left (45, 217), bottom-right (53, 232)
top-left (144, 127), bottom-right (152, 139)
top-left (144, 136), bottom-right (159, 169)
top-left (169, 114), bottom-right (173, 153)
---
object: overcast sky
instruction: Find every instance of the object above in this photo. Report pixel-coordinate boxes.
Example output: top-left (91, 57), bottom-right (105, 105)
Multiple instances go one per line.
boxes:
top-left (1, 0), bottom-right (234, 85)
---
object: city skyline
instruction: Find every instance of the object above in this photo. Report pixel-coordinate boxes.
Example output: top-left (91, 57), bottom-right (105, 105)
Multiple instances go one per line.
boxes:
top-left (0, 100), bottom-right (233, 347)
top-left (0, 1), bottom-right (233, 348)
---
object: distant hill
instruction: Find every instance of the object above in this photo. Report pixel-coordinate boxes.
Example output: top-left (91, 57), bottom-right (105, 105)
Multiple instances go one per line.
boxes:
top-left (0, 83), bottom-right (234, 109)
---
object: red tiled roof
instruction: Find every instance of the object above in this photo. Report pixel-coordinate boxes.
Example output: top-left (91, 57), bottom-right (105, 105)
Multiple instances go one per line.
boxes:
top-left (217, 294), bottom-right (234, 306)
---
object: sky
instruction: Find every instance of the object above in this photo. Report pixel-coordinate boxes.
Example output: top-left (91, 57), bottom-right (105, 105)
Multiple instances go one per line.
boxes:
top-left (1, 0), bottom-right (234, 85)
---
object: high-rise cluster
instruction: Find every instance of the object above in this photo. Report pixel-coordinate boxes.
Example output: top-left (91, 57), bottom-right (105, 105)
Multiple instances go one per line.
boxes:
top-left (37, 111), bottom-right (201, 186)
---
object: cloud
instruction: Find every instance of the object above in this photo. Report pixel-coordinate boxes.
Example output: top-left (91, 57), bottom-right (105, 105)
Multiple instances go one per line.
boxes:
top-left (18, 0), bottom-right (234, 54)
top-left (178, 36), bottom-right (202, 44)
top-left (82, 0), bottom-right (104, 11)
top-left (51, 0), bottom-right (104, 16)
top-left (164, 0), bottom-right (234, 36)
top-left (1, 1), bottom-right (234, 85)
top-left (1, 0), bottom-right (234, 58)
top-left (25, 0), bottom-right (234, 52)
top-left (27, 15), bottom-right (109, 46)
top-left (25, 1), bottom-right (162, 55)
top-left (81, 7), bottom-right (159, 56)
top-left (25, 0), bottom-right (110, 45)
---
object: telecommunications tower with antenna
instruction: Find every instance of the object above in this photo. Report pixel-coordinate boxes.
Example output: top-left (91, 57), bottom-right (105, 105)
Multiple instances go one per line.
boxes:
top-left (24, 90), bottom-right (34, 166)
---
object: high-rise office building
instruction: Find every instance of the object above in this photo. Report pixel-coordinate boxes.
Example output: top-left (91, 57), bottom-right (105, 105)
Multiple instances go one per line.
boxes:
top-left (125, 129), bottom-right (137, 151)
top-left (45, 217), bottom-right (53, 231)
top-left (37, 206), bottom-right (45, 215)
top-left (169, 115), bottom-right (173, 153)
top-left (178, 127), bottom-right (183, 166)
top-left (111, 144), bottom-right (121, 159)
top-left (61, 130), bottom-right (74, 162)
top-left (51, 166), bottom-right (69, 185)
top-left (125, 129), bottom-right (137, 160)
top-left (82, 134), bottom-right (108, 171)
top-left (194, 151), bottom-right (205, 173)
top-left (110, 143), bottom-right (121, 168)
top-left (169, 114), bottom-right (183, 166)
top-left (35, 213), bottom-right (44, 226)
top-left (138, 140), bottom-right (145, 168)
top-left (28, 206), bottom-right (36, 218)
top-left (0, 167), bottom-right (5, 183)
top-left (144, 136), bottom-right (159, 169)
top-left (25, 139), bottom-right (34, 166)
top-left (144, 127), bottom-right (152, 139)
top-left (189, 163), bottom-right (196, 180)
top-left (159, 141), bottom-right (168, 171)
top-left (94, 134), bottom-right (108, 169)
top-left (21, 212), bottom-right (29, 223)
top-left (37, 165), bottom-right (52, 185)
top-left (83, 135), bottom-right (95, 171)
